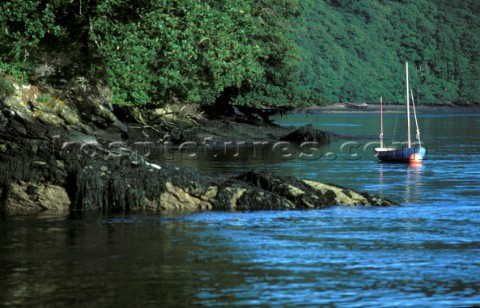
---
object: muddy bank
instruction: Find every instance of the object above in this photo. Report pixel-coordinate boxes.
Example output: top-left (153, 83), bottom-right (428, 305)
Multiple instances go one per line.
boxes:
top-left (0, 82), bottom-right (395, 214)
top-left (123, 105), bottom-right (333, 146)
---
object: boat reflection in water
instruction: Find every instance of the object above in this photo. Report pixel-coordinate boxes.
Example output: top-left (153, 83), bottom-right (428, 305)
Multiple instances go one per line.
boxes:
top-left (377, 162), bottom-right (423, 204)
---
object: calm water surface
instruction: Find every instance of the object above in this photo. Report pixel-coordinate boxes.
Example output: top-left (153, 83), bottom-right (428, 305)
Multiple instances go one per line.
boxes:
top-left (1, 112), bottom-right (479, 306)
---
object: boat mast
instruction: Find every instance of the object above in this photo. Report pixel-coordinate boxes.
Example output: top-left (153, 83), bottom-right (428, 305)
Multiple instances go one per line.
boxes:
top-left (406, 62), bottom-right (411, 148)
top-left (410, 89), bottom-right (422, 147)
top-left (380, 96), bottom-right (384, 148)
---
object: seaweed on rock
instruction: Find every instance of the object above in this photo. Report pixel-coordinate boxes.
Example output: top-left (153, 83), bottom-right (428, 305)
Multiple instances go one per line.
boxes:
top-left (1, 84), bottom-right (396, 214)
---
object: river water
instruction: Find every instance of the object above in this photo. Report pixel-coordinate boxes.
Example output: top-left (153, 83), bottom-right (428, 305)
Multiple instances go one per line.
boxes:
top-left (1, 112), bottom-right (479, 306)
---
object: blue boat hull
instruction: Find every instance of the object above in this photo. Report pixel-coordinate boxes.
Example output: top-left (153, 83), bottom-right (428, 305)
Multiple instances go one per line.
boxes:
top-left (376, 147), bottom-right (426, 163)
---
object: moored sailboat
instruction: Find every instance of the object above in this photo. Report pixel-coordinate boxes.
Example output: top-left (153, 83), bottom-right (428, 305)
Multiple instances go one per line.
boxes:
top-left (375, 62), bottom-right (426, 163)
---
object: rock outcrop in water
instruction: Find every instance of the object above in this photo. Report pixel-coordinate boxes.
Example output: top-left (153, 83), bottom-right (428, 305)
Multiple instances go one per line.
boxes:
top-left (0, 81), bottom-right (396, 214)
top-left (279, 124), bottom-right (332, 144)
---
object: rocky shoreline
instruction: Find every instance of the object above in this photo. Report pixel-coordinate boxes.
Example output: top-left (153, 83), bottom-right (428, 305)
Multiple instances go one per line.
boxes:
top-left (0, 82), bottom-right (396, 215)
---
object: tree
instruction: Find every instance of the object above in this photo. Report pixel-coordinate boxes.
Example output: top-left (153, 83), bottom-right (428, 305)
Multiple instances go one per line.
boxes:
top-left (0, 0), bottom-right (305, 107)
top-left (298, 0), bottom-right (480, 104)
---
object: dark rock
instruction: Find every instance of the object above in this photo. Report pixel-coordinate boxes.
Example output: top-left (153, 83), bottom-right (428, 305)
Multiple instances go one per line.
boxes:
top-left (280, 124), bottom-right (332, 144)
top-left (0, 83), bottom-right (396, 214)
top-left (49, 150), bottom-right (397, 212)
top-left (168, 126), bottom-right (199, 144)
top-left (234, 171), bottom-right (396, 208)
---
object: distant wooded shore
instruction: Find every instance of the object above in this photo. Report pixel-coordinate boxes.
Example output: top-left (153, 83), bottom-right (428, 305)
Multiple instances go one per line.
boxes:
top-left (302, 103), bottom-right (480, 114)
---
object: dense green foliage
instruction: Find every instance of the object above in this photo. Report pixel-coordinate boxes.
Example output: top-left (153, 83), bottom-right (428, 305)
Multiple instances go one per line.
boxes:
top-left (91, 0), bottom-right (303, 105)
top-left (299, 0), bottom-right (480, 104)
top-left (0, 0), bottom-right (302, 106)
top-left (0, 0), bottom-right (478, 106)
